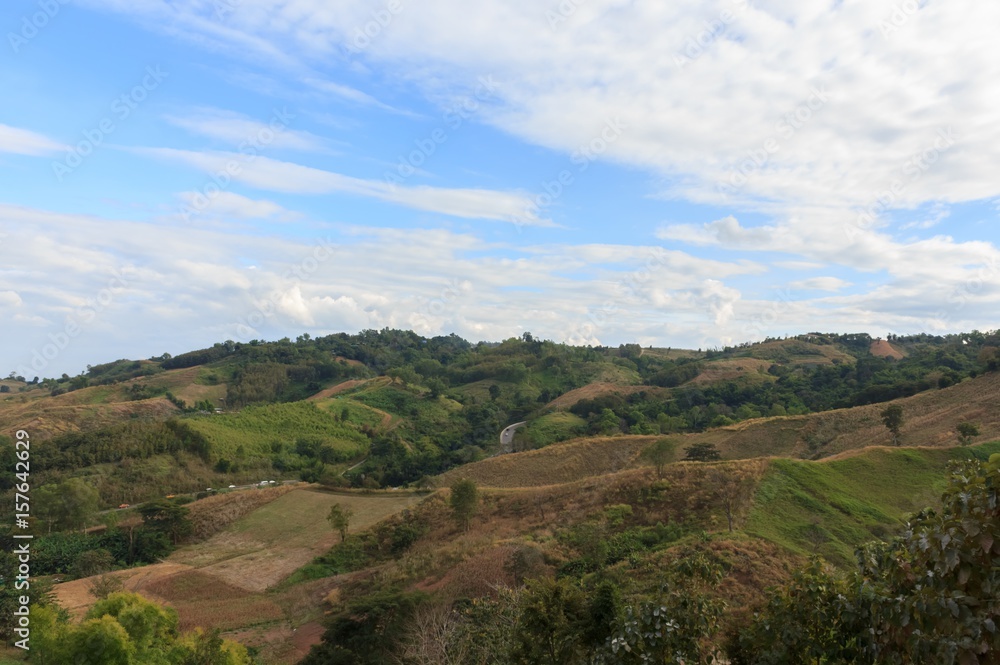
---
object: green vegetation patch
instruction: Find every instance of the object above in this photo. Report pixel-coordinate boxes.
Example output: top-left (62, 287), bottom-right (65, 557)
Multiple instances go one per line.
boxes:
top-left (186, 402), bottom-right (368, 458)
top-left (522, 411), bottom-right (588, 448)
top-left (746, 441), bottom-right (1000, 566)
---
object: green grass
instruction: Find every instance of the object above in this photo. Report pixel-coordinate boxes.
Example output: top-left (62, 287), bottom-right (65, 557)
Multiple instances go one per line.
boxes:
top-left (523, 411), bottom-right (587, 448)
top-left (185, 401), bottom-right (369, 458)
top-left (315, 397), bottom-right (386, 429)
top-left (746, 441), bottom-right (1000, 567)
top-left (351, 384), bottom-right (420, 415)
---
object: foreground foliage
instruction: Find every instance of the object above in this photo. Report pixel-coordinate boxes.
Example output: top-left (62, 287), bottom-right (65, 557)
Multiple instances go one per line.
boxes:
top-left (29, 592), bottom-right (250, 664)
top-left (737, 454), bottom-right (1000, 663)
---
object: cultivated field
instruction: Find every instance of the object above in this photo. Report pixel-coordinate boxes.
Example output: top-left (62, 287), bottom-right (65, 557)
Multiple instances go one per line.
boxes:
top-left (54, 488), bottom-right (428, 663)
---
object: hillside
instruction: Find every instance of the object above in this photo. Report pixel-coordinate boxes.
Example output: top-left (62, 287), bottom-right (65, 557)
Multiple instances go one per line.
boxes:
top-left (298, 442), bottom-right (1000, 662)
top-left (52, 487), bottom-right (427, 663)
top-left (436, 369), bottom-right (1000, 488)
top-left (2, 329), bottom-right (998, 513)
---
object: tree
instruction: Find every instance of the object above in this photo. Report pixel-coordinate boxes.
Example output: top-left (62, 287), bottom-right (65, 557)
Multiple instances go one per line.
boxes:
top-left (512, 577), bottom-right (589, 665)
top-left (683, 442), bottom-right (721, 462)
top-left (709, 466), bottom-right (757, 533)
top-left (594, 552), bottom-right (726, 664)
top-left (880, 404), bottom-right (904, 445)
top-left (88, 573), bottom-right (125, 600)
top-left (449, 478), bottom-right (479, 532)
top-left (957, 421), bottom-right (980, 446)
top-left (73, 549), bottom-right (114, 579)
top-left (35, 479), bottom-right (99, 532)
top-left (139, 499), bottom-right (192, 544)
top-left (640, 438), bottom-right (674, 478)
top-left (328, 503), bottom-right (354, 542)
top-left (32, 592), bottom-right (252, 664)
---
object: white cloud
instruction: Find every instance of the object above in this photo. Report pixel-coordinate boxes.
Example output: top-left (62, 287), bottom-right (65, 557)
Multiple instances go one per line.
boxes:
top-left (0, 124), bottom-right (65, 156)
top-left (175, 191), bottom-right (299, 221)
top-left (140, 147), bottom-right (554, 226)
top-left (788, 277), bottom-right (851, 292)
top-left (164, 108), bottom-right (333, 152)
top-left (0, 290), bottom-right (23, 307)
top-left (86, 0), bottom-right (1000, 212)
top-left (0, 203), bottom-right (790, 375)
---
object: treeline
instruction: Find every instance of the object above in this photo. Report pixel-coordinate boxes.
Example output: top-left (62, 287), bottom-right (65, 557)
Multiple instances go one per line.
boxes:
top-left (30, 419), bottom-right (212, 472)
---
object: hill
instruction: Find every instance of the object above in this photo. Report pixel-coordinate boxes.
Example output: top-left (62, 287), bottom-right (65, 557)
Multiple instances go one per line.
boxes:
top-left (1, 329), bottom-right (998, 505)
top-left (52, 487), bottom-right (427, 663)
top-left (435, 369), bottom-right (1000, 488)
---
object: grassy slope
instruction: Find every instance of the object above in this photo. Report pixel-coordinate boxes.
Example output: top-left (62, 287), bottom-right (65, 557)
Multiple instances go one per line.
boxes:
top-left (438, 434), bottom-right (667, 488)
top-left (186, 402), bottom-right (369, 458)
top-left (746, 441), bottom-right (1000, 566)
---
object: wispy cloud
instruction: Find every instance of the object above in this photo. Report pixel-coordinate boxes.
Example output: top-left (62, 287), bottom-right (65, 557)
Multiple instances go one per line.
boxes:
top-left (138, 147), bottom-right (555, 226)
top-left (164, 108), bottom-right (333, 152)
top-left (0, 124), bottom-right (65, 156)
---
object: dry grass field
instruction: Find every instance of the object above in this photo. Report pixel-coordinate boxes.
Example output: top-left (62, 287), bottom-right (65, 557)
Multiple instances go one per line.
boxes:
top-left (437, 435), bottom-right (663, 488)
top-left (543, 382), bottom-right (660, 411)
top-left (870, 338), bottom-right (906, 359)
top-left (687, 357), bottom-right (774, 385)
top-left (0, 395), bottom-right (178, 440)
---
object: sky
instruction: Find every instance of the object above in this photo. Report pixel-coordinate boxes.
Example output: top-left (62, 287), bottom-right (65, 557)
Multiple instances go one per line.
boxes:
top-left (2, 0), bottom-right (1000, 378)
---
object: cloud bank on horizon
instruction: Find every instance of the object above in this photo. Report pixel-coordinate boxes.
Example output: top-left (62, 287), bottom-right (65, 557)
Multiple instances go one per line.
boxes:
top-left (2, 0), bottom-right (999, 377)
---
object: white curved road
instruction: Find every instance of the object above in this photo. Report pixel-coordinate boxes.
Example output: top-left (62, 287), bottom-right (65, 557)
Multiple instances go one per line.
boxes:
top-left (499, 421), bottom-right (527, 454)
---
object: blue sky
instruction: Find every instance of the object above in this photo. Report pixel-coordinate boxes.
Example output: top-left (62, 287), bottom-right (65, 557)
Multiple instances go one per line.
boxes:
top-left (2, 0), bottom-right (1000, 378)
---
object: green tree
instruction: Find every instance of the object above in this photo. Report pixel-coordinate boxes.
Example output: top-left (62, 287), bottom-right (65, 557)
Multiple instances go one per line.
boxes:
top-left (956, 421), bottom-right (980, 446)
top-left (640, 438), bottom-right (674, 478)
top-left (328, 503), bottom-right (354, 542)
top-left (512, 577), bottom-right (588, 665)
top-left (68, 616), bottom-right (135, 665)
top-left (35, 479), bottom-right (99, 532)
top-left (595, 552), bottom-right (726, 664)
top-left (139, 499), bottom-right (192, 544)
top-left (449, 478), bottom-right (479, 532)
top-left (596, 408), bottom-right (622, 435)
top-left (880, 404), bottom-right (904, 445)
top-left (72, 548), bottom-right (114, 579)
top-left (683, 442), bottom-right (721, 462)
